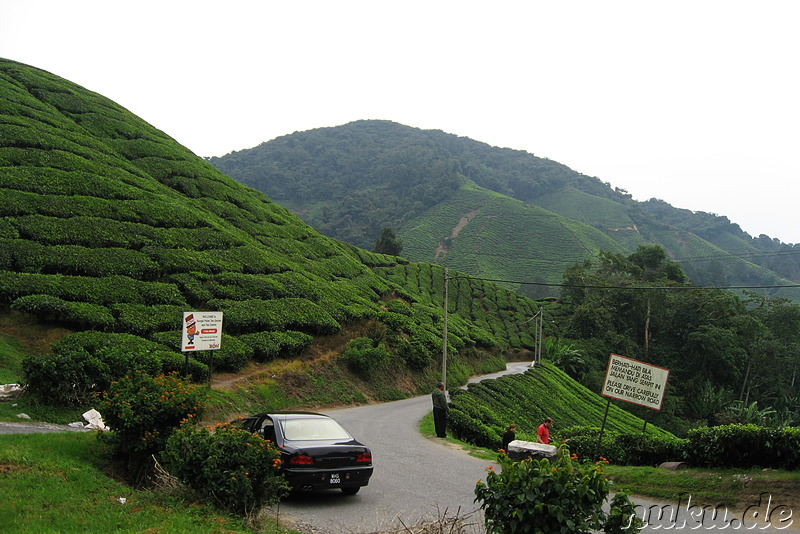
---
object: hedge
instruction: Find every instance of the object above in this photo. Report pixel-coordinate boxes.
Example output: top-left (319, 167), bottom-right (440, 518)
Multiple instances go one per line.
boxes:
top-left (238, 330), bottom-right (313, 362)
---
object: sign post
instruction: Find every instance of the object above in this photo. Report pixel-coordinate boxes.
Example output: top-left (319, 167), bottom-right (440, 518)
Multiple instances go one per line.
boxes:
top-left (597, 354), bottom-right (670, 453)
top-left (181, 311), bottom-right (223, 378)
top-left (602, 353), bottom-right (670, 410)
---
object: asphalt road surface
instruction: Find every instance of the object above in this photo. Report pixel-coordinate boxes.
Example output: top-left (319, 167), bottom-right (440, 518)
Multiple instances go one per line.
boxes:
top-left (276, 362), bottom-right (535, 533)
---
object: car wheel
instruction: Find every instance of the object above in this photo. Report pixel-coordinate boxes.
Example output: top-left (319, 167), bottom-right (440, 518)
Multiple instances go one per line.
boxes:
top-left (341, 487), bottom-right (360, 495)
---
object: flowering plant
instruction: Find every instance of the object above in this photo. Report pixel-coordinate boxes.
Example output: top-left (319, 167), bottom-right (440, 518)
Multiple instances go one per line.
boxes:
top-left (475, 443), bottom-right (643, 533)
top-left (162, 422), bottom-right (289, 516)
top-left (97, 371), bottom-right (206, 482)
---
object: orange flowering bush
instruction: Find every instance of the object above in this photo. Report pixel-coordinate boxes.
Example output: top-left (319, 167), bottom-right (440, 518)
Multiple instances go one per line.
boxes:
top-left (162, 422), bottom-right (289, 516)
top-left (97, 371), bottom-right (206, 482)
top-left (474, 444), bottom-right (643, 533)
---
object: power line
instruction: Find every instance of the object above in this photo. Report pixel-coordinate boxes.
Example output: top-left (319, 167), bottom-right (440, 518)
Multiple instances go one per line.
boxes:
top-left (448, 273), bottom-right (800, 291)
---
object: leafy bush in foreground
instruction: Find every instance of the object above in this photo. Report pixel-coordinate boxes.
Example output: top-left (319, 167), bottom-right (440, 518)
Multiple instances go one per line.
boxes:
top-left (163, 422), bottom-right (289, 516)
top-left (98, 371), bottom-right (206, 483)
top-left (475, 445), bottom-right (643, 533)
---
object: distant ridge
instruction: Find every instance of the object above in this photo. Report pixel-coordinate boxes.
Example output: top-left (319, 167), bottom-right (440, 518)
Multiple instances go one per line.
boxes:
top-left (211, 120), bottom-right (800, 301)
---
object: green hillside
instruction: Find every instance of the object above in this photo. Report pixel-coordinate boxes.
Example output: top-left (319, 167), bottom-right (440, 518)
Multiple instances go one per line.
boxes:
top-left (211, 120), bottom-right (800, 302)
top-left (399, 181), bottom-right (624, 295)
top-left (0, 58), bottom-right (551, 412)
top-left (448, 361), bottom-right (673, 449)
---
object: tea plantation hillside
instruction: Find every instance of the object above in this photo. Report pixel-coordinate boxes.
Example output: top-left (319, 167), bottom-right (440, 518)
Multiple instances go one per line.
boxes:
top-left (211, 119), bottom-right (800, 302)
top-left (398, 181), bottom-right (625, 295)
top-left (448, 361), bottom-right (673, 450)
top-left (0, 58), bottom-right (550, 409)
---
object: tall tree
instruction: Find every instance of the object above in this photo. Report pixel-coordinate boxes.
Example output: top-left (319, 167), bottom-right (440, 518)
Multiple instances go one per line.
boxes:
top-left (372, 227), bottom-right (403, 256)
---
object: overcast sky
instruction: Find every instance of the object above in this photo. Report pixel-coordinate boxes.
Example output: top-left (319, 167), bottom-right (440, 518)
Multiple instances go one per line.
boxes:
top-left (2, 1), bottom-right (799, 243)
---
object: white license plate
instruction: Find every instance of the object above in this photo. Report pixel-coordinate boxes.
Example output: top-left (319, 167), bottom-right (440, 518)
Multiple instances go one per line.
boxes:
top-left (329, 473), bottom-right (341, 484)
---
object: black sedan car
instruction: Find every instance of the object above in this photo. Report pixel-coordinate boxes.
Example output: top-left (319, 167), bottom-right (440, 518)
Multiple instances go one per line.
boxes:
top-left (238, 412), bottom-right (373, 495)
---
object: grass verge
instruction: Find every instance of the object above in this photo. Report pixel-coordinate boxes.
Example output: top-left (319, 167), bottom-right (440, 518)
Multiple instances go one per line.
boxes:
top-left (0, 432), bottom-right (297, 533)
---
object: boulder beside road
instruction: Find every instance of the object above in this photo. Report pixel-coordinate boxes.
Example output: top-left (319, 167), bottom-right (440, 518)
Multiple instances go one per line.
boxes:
top-left (506, 440), bottom-right (558, 462)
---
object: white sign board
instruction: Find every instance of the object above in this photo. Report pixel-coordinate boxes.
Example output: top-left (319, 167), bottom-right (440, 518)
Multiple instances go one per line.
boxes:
top-left (181, 311), bottom-right (223, 352)
top-left (602, 353), bottom-right (669, 410)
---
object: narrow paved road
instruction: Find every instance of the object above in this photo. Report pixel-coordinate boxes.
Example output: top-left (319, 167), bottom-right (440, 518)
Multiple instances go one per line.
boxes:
top-left (276, 362), bottom-right (529, 533)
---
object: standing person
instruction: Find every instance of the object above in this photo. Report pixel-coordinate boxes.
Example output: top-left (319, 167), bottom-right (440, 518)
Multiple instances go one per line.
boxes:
top-left (501, 424), bottom-right (517, 451)
top-left (537, 417), bottom-right (553, 444)
top-left (431, 382), bottom-right (448, 438)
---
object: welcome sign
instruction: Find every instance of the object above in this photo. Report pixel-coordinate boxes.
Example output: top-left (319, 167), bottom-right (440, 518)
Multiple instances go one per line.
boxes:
top-left (181, 311), bottom-right (223, 352)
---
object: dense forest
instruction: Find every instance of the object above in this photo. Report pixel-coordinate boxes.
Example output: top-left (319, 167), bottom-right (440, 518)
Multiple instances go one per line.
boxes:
top-left (550, 245), bottom-right (800, 435)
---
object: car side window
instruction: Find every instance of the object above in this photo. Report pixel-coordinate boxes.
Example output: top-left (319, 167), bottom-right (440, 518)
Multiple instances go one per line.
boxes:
top-left (259, 417), bottom-right (277, 443)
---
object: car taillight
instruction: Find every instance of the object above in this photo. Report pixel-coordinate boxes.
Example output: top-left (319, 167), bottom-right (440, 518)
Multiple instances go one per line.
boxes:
top-left (356, 452), bottom-right (372, 463)
top-left (289, 455), bottom-right (315, 466)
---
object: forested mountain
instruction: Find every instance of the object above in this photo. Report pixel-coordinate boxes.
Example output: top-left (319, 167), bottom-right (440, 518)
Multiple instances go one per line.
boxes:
top-left (211, 120), bottom-right (800, 300)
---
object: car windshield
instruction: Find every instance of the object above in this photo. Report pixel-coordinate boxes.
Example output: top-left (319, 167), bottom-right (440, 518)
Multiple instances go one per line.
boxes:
top-left (281, 417), bottom-right (352, 441)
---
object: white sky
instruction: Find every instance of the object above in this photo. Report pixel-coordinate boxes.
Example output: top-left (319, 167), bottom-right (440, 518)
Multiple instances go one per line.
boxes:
top-left (2, 1), bottom-right (799, 243)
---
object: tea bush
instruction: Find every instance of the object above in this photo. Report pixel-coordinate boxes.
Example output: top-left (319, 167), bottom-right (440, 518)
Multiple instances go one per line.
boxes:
top-left (212, 297), bottom-right (341, 335)
top-left (559, 426), bottom-right (686, 466)
top-left (685, 424), bottom-right (800, 469)
top-left (158, 350), bottom-right (209, 382)
top-left (200, 334), bottom-right (253, 373)
top-left (22, 331), bottom-right (195, 403)
top-left (11, 294), bottom-right (116, 330)
top-left (239, 330), bottom-right (313, 361)
top-left (341, 336), bottom-right (391, 378)
top-left (22, 347), bottom-right (110, 405)
top-left (113, 303), bottom-right (185, 335)
top-left (475, 445), bottom-right (644, 533)
top-left (162, 422), bottom-right (289, 516)
top-left (97, 371), bottom-right (206, 482)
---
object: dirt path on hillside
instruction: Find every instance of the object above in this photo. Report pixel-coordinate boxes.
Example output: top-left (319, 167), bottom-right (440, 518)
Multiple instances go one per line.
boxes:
top-left (434, 207), bottom-right (481, 261)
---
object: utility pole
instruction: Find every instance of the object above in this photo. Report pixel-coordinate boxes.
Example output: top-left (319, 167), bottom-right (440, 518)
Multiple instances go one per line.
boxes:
top-left (530, 310), bottom-right (543, 366)
top-left (442, 268), bottom-right (449, 388)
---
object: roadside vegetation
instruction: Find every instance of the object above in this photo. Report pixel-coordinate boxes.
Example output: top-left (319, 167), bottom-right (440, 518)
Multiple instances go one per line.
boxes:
top-left (0, 432), bottom-right (294, 533)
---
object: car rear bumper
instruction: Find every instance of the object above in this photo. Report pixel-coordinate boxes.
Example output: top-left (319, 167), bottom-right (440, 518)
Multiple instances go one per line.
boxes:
top-left (284, 465), bottom-right (373, 491)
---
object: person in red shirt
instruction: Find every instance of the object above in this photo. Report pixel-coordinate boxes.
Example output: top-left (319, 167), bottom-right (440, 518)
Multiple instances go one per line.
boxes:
top-left (537, 417), bottom-right (553, 444)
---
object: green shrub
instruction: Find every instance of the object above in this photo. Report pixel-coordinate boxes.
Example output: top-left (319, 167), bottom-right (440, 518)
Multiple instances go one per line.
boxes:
top-left (393, 335), bottom-right (431, 371)
top-left (614, 433), bottom-right (686, 466)
top-left (21, 348), bottom-right (110, 405)
top-left (341, 337), bottom-right (391, 377)
top-left (239, 330), bottom-right (313, 361)
top-left (162, 422), bottom-right (289, 516)
top-left (474, 445), bottom-right (644, 533)
top-left (11, 294), bottom-right (115, 330)
top-left (685, 424), bottom-right (800, 469)
top-left (157, 351), bottom-right (210, 382)
top-left (199, 334), bottom-right (253, 373)
top-left (97, 371), bottom-right (206, 483)
top-left (384, 299), bottom-right (412, 316)
top-left (558, 426), bottom-right (686, 466)
top-left (113, 303), bottom-right (185, 335)
top-left (213, 298), bottom-right (341, 335)
top-left (448, 407), bottom-right (500, 448)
